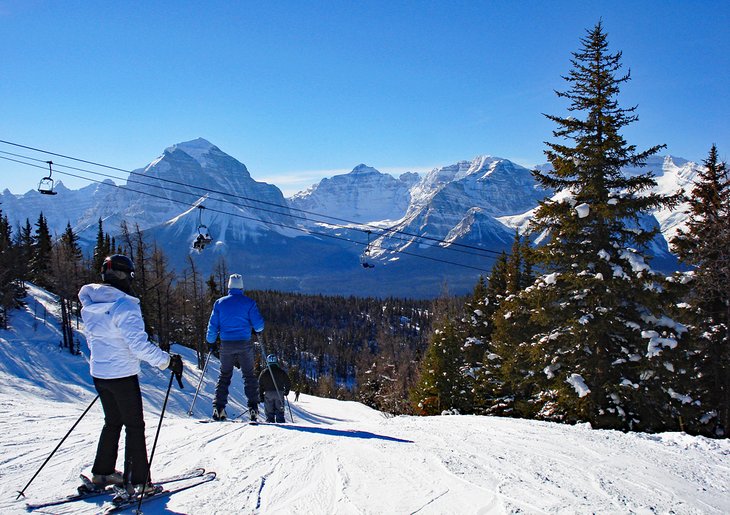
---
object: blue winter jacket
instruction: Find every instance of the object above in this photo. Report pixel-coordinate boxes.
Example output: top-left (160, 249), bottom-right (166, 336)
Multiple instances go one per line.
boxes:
top-left (206, 289), bottom-right (265, 343)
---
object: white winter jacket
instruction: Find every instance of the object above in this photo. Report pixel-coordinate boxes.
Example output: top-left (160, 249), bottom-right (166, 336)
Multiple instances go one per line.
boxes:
top-left (79, 283), bottom-right (170, 379)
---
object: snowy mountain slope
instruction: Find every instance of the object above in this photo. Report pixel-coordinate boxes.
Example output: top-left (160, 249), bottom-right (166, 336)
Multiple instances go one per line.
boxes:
top-left (367, 157), bottom-right (542, 261)
top-left (0, 138), bottom-right (296, 243)
top-left (1, 286), bottom-right (729, 514)
top-left (289, 164), bottom-right (418, 224)
top-left (0, 180), bottom-right (122, 244)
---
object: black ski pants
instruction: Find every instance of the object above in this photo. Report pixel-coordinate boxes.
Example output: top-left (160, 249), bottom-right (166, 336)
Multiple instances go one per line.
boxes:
top-left (92, 375), bottom-right (149, 485)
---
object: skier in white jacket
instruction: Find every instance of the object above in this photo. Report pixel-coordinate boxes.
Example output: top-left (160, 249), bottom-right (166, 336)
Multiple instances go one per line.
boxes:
top-left (79, 254), bottom-right (183, 495)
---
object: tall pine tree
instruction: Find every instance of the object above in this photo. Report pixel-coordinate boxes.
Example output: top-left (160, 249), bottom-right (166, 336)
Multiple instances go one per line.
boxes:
top-left (671, 145), bottom-right (730, 436)
top-left (492, 22), bottom-right (684, 431)
top-left (29, 213), bottom-right (53, 289)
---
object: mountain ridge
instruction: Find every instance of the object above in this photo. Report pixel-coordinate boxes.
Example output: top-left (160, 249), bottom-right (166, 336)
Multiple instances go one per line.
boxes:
top-left (0, 139), bottom-right (699, 297)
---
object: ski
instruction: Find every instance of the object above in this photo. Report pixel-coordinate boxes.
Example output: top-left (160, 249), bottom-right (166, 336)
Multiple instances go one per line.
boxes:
top-left (102, 471), bottom-right (216, 514)
top-left (25, 468), bottom-right (206, 510)
top-left (198, 418), bottom-right (249, 424)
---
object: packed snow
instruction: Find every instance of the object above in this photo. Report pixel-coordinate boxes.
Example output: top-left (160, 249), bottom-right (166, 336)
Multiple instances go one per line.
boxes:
top-left (1, 285), bottom-right (728, 514)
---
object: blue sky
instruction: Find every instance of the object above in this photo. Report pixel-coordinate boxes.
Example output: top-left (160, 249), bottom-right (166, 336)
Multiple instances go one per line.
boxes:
top-left (1, 0), bottom-right (728, 196)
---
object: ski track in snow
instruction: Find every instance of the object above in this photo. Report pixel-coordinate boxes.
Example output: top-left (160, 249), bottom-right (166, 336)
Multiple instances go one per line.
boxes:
top-left (0, 284), bottom-right (728, 514)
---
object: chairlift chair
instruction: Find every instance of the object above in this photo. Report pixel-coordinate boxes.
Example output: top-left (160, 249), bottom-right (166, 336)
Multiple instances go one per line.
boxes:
top-left (37, 161), bottom-right (58, 195)
top-left (192, 205), bottom-right (213, 250)
top-left (360, 230), bottom-right (376, 269)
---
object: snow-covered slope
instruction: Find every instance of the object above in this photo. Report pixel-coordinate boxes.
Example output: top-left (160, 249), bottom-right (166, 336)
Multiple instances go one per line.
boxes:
top-left (1, 286), bottom-right (728, 514)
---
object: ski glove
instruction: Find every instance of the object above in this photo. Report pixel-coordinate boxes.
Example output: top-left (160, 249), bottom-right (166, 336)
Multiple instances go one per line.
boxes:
top-left (207, 341), bottom-right (217, 352)
top-left (169, 354), bottom-right (184, 388)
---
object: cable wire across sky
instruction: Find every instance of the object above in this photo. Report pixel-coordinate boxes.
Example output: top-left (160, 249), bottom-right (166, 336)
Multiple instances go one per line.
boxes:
top-left (0, 139), bottom-right (511, 274)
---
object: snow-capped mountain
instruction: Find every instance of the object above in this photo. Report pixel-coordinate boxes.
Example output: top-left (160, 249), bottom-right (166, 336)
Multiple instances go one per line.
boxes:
top-left (289, 164), bottom-right (418, 224)
top-left (130, 138), bottom-right (298, 244)
top-left (0, 180), bottom-right (120, 244)
top-left (370, 157), bottom-right (547, 258)
top-left (0, 139), bottom-right (700, 297)
top-left (1, 138), bottom-right (296, 243)
top-left (498, 155), bottom-right (698, 268)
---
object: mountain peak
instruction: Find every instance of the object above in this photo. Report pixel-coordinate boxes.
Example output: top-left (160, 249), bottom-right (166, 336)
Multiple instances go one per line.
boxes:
top-left (350, 164), bottom-right (379, 175)
top-left (165, 138), bottom-right (220, 166)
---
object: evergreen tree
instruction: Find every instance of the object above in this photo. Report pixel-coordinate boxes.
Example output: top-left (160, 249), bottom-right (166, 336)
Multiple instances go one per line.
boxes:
top-left (92, 218), bottom-right (110, 274)
top-left (671, 145), bottom-right (730, 437)
top-left (16, 219), bottom-right (33, 285)
top-left (51, 222), bottom-right (85, 353)
top-left (146, 245), bottom-right (176, 351)
top-left (29, 213), bottom-right (53, 288)
top-left (0, 210), bottom-right (25, 329)
top-left (493, 22), bottom-right (684, 431)
top-left (472, 235), bottom-right (536, 415)
top-left (411, 318), bottom-right (471, 415)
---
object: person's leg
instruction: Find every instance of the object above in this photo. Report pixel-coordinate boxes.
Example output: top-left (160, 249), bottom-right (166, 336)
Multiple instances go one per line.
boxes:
top-left (263, 391), bottom-right (276, 422)
top-left (92, 378), bottom-right (123, 476)
top-left (111, 376), bottom-right (149, 485)
top-left (214, 348), bottom-right (236, 411)
top-left (275, 394), bottom-right (286, 423)
top-left (238, 343), bottom-right (259, 410)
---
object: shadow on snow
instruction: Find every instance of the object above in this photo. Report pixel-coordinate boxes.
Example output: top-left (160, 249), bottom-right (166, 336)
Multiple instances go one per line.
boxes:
top-left (274, 423), bottom-right (413, 443)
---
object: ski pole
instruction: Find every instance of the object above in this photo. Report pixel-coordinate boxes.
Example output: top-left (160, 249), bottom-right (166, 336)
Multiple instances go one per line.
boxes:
top-left (188, 350), bottom-right (212, 416)
top-left (285, 395), bottom-right (294, 423)
top-left (16, 395), bottom-right (99, 499)
top-left (138, 370), bottom-right (175, 513)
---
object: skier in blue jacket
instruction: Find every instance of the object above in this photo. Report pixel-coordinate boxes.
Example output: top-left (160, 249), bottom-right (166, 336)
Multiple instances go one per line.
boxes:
top-left (206, 273), bottom-right (265, 421)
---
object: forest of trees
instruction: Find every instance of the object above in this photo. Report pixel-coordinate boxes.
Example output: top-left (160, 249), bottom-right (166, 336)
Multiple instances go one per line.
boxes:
top-left (0, 22), bottom-right (727, 438)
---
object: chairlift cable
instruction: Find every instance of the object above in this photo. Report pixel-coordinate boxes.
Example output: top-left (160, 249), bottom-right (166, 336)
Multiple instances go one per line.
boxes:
top-left (0, 150), bottom-right (508, 261)
top-left (0, 158), bottom-right (496, 273)
top-left (0, 140), bottom-right (508, 257)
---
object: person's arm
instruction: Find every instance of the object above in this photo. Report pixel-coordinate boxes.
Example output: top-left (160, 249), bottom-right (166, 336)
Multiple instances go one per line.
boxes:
top-left (112, 298), bottom-right (170, 369)
top-left (205, 302), bottom-right (220, 344)
top-left (249, 301), bottom-right (265, 333)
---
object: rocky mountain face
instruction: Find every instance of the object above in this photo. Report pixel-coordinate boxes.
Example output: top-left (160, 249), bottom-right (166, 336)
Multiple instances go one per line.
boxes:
top-left (289, 164), bottom-right (418, 224)
top-left (0, 139), bottom-right (698, 297)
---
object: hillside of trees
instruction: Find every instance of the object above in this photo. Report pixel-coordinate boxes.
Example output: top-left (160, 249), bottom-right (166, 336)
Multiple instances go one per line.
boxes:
top-left (1, 22), bottom-right (727, 438)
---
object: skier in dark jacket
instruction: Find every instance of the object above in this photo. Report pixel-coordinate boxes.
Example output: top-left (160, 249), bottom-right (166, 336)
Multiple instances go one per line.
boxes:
top-left (258, 354), bottom-right (291, 423)
top-left (206, 273), bottom-right (264, 422)
top-left (79, 254), bottom-right (183, 495)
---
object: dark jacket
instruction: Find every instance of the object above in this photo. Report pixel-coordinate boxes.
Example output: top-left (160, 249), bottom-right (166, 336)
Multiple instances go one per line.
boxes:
top-left (258, 364), bottom-right (291, 395)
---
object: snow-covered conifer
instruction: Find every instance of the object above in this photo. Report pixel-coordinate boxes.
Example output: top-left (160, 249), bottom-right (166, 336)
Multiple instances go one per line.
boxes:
top-left (493, 22), bottom-right (685, 431)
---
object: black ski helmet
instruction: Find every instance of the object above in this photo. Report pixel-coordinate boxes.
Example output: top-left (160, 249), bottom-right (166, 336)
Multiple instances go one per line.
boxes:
top-left (101, 254), bottom-right (135, 293)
